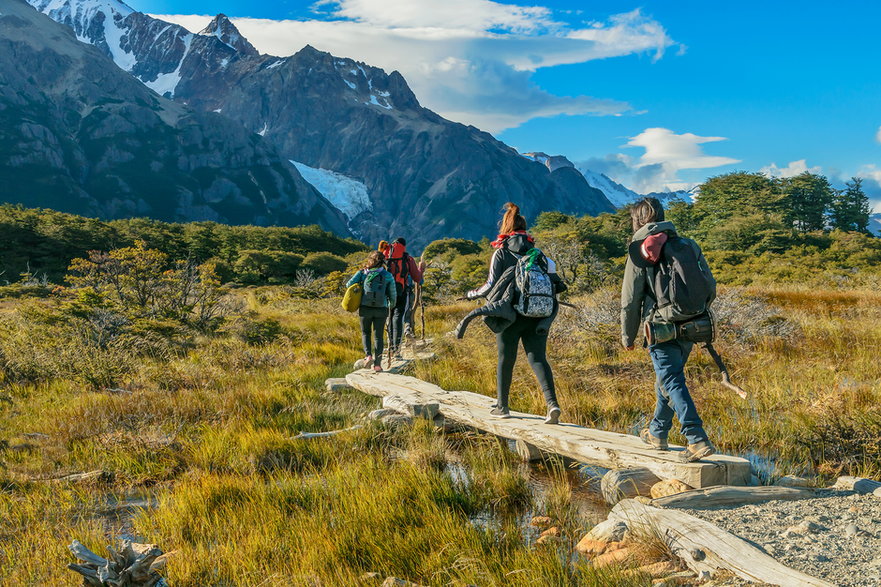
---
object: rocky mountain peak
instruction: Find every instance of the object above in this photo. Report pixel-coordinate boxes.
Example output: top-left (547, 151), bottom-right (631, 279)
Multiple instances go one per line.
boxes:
top-left (198, 13), bottom-right (258, 57)
top-left (522, 152), bottom-right (575, 173)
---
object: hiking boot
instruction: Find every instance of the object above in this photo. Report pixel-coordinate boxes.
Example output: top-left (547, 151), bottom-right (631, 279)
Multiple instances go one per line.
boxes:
top-left (544, 406), bottom-right (561, 425)
top-left (680, 439), bottom-right (716, 463)
top-left (373, 364), bottom-right (383, 373)
top-left (639, 428), bottom-right (669, 451)
top-left (490, 406), bottom-right (511, 419)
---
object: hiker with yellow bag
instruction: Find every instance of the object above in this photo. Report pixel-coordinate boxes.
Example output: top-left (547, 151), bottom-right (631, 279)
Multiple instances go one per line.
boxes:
top-left (343, 250), bottom-right (397, 372)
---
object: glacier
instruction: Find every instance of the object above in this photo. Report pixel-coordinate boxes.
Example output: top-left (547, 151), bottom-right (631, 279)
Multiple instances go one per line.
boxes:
top-left (291, 161), bottom-right (372, 221)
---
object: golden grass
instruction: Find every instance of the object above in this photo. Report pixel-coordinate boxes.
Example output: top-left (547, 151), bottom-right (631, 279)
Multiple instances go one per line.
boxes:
top-left (2, 284), bottom-right (879, 584)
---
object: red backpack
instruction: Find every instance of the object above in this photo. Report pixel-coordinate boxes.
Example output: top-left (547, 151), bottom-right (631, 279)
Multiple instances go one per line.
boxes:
top-left (386, 242), bottom-right (410, 288)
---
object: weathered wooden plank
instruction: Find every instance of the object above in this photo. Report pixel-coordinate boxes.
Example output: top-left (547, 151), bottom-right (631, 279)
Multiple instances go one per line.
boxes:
top-left (609, 500), bottom-right (834, 586)
top-left (345, 372), bottom-right (752, 488)
top-left (650, 485), bottom-right (815, 509)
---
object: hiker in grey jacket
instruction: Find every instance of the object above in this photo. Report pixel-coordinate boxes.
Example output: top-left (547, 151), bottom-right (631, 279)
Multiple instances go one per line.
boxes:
top-left (621, 197), bottom-right (717, 463)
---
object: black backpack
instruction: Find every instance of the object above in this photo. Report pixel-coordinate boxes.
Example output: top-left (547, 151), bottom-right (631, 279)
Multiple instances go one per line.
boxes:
top-left (651, 236), bottom-right (713, 323)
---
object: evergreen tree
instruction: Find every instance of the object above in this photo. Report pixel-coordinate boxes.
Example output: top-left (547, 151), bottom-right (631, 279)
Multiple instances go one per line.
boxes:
top-left (779, 172), bottom-right (834, 232)
top-left (830, 177), bottom-right (871, 233)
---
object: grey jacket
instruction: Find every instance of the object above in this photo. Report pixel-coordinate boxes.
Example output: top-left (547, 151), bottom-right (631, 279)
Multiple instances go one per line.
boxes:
top-left (620, 221), bottom-right (716, 348)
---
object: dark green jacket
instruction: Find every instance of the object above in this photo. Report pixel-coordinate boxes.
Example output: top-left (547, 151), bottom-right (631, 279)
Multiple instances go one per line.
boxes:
top-left (620, 221), bottom-right (716, 347)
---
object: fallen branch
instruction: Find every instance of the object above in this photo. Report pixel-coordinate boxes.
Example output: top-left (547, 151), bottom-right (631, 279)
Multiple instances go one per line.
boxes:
top-left (293, 425), bottom-right (363, 440)
top-left (67, 540), bottom-right (169, 587)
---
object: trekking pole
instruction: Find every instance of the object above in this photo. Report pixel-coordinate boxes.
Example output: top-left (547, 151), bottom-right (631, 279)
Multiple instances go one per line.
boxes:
top-left (386, 305), bottom-right (393, 370)
top-left (558, 301), bottom-right (577, 309)
top-left (703, 342), bottom-right (748, 399)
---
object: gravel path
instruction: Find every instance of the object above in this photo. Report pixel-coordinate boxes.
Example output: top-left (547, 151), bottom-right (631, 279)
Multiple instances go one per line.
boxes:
top-left (682, 489), bottom-right (881, 587)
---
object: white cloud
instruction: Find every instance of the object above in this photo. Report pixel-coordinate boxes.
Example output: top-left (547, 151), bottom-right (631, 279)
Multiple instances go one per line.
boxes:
top-left (760, 159), bottom-right (822, 178)
top-left (577, 127), bottom-right (739, 193)
top-left (856, 165), bottom-right (881, 213)
top-left (151, 4), bottom-right (674, 133)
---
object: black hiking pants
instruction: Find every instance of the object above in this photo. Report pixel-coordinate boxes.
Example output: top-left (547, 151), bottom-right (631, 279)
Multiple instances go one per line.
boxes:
top-left (359, 306), bottom-right (387, 367)
top-left (390, 285), bottom-right (409, 351)
top-left (496, 316), bottom-right (558, 410)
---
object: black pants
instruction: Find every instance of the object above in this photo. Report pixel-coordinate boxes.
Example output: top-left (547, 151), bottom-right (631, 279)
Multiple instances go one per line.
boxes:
top-left (359, 306), bottom-right (388, 366)
top-left (390, 285), bottom-right (409, 350)
top-left (403, 285), bottom-right (416, 330)
top-left (496, 317), bottom-right (558, 409)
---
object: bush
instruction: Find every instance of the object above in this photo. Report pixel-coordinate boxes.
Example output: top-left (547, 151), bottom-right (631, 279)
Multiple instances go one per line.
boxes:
top-left (301, 253), bottom-right (348, 276)
top-left (422, 239), bottom-right (482, 264)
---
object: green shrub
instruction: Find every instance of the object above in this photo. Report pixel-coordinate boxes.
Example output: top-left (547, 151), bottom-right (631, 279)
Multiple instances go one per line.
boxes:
top-left (301, 252), bottom-right (347, 275)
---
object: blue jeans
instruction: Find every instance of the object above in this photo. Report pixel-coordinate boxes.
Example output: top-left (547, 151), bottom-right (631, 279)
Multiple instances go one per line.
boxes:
top-left (648, 339), bottom-right (707, 445)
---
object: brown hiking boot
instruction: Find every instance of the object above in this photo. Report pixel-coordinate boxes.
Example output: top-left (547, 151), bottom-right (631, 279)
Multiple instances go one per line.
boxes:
top-left (639, 428), bottom-right (668, 451)
top-left (680, 439), bottom-right (716, 463)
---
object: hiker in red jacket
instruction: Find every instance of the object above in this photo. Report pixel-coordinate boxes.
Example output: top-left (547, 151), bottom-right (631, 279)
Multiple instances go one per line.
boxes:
top-left (384, 237), bottom-right (423, 358)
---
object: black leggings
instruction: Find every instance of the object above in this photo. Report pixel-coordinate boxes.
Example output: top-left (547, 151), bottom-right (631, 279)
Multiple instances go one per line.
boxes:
top-left (359, 307), bottom-right (388, 366)
top-left (496, 317), bottom-right (558, 409)
top-left (390, 286), bottom-right (409, 349)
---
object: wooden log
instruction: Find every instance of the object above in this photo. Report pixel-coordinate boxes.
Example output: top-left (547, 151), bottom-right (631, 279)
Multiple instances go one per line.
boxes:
top-left (345, 372), bottom-right (752, 488)
top-left (650, 485), bottom-right (815, 509)
top-left (293, 425), bottom-right (363, 440)
top-left (600, 468), bottom-right (661, 505)
top-left (833, 475), bottom-right (881, 494)
top-left (67, 540), bottom-right (169, 587)
top-left (609, 499), bottom-right (834, 586)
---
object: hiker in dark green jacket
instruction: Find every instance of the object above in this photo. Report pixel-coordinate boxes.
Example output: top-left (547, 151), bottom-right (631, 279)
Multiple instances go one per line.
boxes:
top-left (621, 197), bottom-right (717, 463)
top-left (347, 250), bottom-right (396, 372)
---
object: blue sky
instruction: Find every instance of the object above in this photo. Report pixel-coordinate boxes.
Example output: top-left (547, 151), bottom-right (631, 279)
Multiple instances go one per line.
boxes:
top-left (139, 0), bottom-right (881, 202)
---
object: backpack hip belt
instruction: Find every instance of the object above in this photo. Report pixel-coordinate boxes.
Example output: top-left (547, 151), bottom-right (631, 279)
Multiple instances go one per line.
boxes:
top-left (644, 311), bottom-right (715, 345)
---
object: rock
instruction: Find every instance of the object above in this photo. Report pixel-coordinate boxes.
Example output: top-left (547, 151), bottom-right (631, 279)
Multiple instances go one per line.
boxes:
top-left (539, 526), bottom-right (561, 538)
top-left (782, 520), bottom-right (822, 536)
top-left (515, 439), bottom-right (543, 463)
top-left (591, 546), bottom-right (634, 568)
top-left (601, 468), bottom-right (661, 504)
top-left (354, 359), bottom-right (370, 370)
top-left (814, 554), bottom-right (830, 563)
top-left (530, 516), bottom-right (552, 528)
top-left (535, 534), bottom-right (561, 546)
top-left (844, 523), bottom-right (859, 537)
top-left (775, 475), bottom-right (810, 488)
top-left (574, 537), bottom-right (610, 556)
top-left (382, 396), bottom-right (439, 420)
top-left (697, 570), bottom-right (712, 580)
top-left (585, 519), bottom-right (628, 542)
top-left (650, 479), bottom-right (694, 499)
top-left (636, 560), bottom-right (679, 577)
top-left (833, 475), bottom-right (881, 494)
top-left (325, 378), bottom-right (353, 392)
top-left (381, 578), bottom-right (424, 587)
top-left (367, 409), bottom-right (413, 427)
top-left (360, 572), bottom-right (382, 582)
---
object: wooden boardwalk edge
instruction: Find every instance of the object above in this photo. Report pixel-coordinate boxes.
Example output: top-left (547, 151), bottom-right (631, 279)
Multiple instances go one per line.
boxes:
top-left (345, 370), bottom-right (752, 489)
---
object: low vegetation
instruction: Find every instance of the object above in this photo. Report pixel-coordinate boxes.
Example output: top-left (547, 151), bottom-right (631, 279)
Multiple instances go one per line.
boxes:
top-left (0, 177), bottom-right (879, 584)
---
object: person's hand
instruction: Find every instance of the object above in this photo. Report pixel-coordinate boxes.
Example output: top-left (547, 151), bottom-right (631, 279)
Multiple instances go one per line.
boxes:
top-left (624, 344), bottom-right (635, 351)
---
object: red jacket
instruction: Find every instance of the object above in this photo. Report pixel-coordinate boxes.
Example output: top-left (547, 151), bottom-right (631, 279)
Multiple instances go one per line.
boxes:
top-left (385, 243), bottom-right (423, 285)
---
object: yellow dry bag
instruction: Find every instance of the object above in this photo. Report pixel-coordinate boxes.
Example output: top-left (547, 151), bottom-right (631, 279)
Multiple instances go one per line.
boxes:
top-left (342, 282), bottom-right (362, 312)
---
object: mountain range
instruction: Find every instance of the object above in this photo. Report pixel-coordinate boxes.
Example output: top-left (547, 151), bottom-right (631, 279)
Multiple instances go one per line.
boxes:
top-left (0, 0), bottom-right (349, 233)
top-left (6, 0), bottom-right (681, 249)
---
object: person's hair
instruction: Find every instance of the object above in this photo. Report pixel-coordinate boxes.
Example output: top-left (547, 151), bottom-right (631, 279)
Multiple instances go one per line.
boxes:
top-left (393, 237), bottom-right (406, 246)
top-left (499, 202), bottom-right (527, 234)
top-left (378, 240), bottom-right (389, 252)
top-left (364, 250), bottom-right (385, 269)
top-left (630, 197), bottom-right (665, 232)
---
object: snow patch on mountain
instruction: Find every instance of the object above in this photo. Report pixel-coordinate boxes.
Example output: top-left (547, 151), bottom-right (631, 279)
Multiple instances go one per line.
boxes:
top-left (291, 161), bottom-right (372, 220)
top-left (144, 32), bottom-right (191, 97)
top-left (576, 168), bottom-right (643, 208)
top-left (870, 213), bottom-right (881, 237)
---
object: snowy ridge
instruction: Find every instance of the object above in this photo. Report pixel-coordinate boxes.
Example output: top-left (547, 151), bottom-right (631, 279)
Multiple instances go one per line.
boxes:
top-left (576, 168), bottom-right (643, 208)
top-left (291, 161), bottom-right (372, 220)
top-left (144, 32), bottom-right (191, 97)
top-left (871, 213), bottom-right (881, 237)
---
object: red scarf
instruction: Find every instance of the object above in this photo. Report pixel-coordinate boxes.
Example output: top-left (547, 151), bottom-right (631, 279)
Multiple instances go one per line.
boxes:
top-left (491, 230), bottom-right (534, 249)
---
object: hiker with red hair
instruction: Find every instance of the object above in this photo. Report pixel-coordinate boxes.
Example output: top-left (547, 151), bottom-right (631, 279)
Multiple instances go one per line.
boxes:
top-left (454, 203), bottom-right (566, 424)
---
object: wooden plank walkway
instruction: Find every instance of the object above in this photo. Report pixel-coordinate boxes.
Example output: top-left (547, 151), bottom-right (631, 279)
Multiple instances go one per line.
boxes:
top-left (345, 371), bottom-right (752, 488)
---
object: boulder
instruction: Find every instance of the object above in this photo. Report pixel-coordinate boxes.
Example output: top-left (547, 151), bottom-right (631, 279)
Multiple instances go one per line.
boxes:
top-left (382, 396), bottom-right (439, 420)
top-left (601, 468), bottom-right (661, 504)
top-left (591, 546), bottom-right (635, 568)
top-left (325, 378), bottom-right (353, 392)
top-left (650, 479), bottom-right (694, 499)
top-left (530, 516), bottom-right (552, 528)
